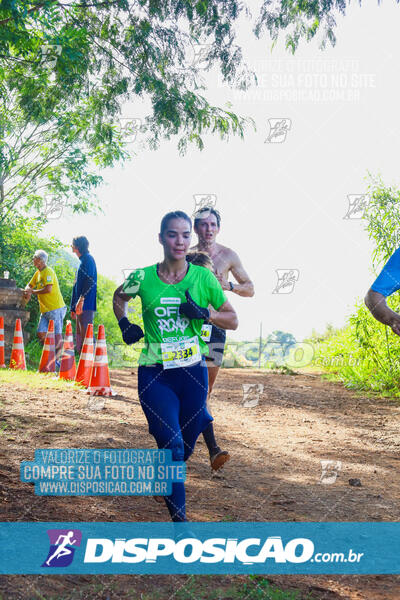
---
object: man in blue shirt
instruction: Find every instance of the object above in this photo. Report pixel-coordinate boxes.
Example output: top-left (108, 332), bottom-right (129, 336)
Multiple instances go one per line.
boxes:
top-left (71, 236), bottom-right (97, 353)
top-left (365, 247), bottom-right (400, 335)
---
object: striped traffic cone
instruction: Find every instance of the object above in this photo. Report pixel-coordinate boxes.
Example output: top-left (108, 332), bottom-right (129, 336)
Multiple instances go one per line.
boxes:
top-left (0, 316), bottom-right (5, 368)
top-left (9, 318), bottom-right (26, 370)
top-left (87, 325), bottom-right (115, 396)
top-left (59, 321), bottom-right (76, 381)
top-left (75, 323), bottom-right (94, 388)
top-left (38, 319), bottom-right (56, 373)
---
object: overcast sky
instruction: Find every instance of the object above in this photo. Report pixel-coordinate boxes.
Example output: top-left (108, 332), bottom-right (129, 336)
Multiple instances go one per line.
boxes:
top-left (43, 0), bottom-right (400, 342)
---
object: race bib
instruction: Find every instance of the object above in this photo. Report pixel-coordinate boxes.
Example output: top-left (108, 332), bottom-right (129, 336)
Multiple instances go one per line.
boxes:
top-left (200, 323), bottom-right (212, 342)
top-left (161, 335), bottom-right (201, 370)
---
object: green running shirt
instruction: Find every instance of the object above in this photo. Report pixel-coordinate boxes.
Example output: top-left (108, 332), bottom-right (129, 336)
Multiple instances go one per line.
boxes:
top-left (122, 263), bottom-right (227, 366)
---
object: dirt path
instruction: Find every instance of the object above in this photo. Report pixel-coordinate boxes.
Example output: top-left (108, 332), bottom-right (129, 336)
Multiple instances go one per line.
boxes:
top-left (1, 368), bottom-right (400, 599)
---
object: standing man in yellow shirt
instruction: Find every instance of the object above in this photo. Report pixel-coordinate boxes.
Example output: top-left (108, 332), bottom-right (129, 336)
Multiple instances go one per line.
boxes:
top-left (24, 250), bottom-right (67, 364)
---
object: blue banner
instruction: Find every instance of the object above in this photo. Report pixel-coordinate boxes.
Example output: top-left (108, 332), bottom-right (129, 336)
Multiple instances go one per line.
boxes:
top-left (20, 449), bottom-right (185, 496)
top-left (0, 522), bottom-right (399, 574)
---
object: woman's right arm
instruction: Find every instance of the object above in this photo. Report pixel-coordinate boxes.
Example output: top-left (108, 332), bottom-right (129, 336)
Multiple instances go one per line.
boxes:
top-left (113, 284), bottom-right (131, 321)
top-left (113, 284), bottom-right (144, 344)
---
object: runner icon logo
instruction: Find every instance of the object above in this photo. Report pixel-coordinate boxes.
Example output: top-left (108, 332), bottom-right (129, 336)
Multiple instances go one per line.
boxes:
top-left (87, 396), bottom-right (106, 411)
top-left (40, 44), bottom-right (62, 71)
top-left (272, 269), bottom-right (299, 294)
top-left (191, 43), bottom-right (212, 69)
top-left (192, 194), bottom-right (217, 219)
top-left (242, 383), bottom-right (264, 408)
top-left (43, 196), bottom-right (66, 220)
top-left (122, 269), bottom-right (145, 295)
top-left (264, 119), bottom-right (291, 143)
top-left (343, 194), bottom-right (369, 219)
top-left (42, 529), bottom-right (82, 567)
top-left (319, 460), bottom-right (342, 485)
top-left (119, 118), bottom-right (142, 143)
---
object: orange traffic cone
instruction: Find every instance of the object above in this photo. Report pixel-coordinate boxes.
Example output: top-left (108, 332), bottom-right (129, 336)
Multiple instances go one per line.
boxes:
top-left (59, 321), bottom-right (76, 381)
top-left (9, 318), bottom-right (26, 370)
top-left (38, 319), bottom-right (56, 373)
top-left (87, 325), bottom-right (115, 396)
top-left (0, 316), bottom-right (5, 368)
top-left (75, 323), bottom-right (94, 388)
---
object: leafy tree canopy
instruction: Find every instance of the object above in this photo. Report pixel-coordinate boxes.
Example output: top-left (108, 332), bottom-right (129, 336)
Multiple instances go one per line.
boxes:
top-left (1, 0), bottom-right (379, 219)
top-left (0, 0), bottom-right (257, 219)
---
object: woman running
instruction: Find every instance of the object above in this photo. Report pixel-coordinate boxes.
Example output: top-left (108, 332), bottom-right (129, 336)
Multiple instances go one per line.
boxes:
top-left (113, 210), bottom-right (238, 522)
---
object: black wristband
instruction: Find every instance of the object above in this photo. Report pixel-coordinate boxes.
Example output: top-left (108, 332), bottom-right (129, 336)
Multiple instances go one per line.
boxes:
top-left (118, 316), bottom-right (130, 329)
top-left (118, 317), bottom-right (144, 345)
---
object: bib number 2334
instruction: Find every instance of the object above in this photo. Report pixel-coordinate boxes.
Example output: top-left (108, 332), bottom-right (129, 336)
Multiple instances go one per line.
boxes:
top-left (161, 336), bottom-right (201, 370)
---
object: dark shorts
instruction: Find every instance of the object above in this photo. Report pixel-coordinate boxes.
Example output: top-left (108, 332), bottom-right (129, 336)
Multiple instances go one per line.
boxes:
top-left (205, 324), bottom-right (226, 367)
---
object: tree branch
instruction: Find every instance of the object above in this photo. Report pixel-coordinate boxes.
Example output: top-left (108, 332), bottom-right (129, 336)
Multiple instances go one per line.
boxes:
top-left (0, 2), bottom-right (48, 26)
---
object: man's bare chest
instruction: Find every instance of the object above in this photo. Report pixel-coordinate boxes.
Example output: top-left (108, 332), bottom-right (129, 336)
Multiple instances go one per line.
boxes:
top-left (210, 251), bottom-right (231, 277)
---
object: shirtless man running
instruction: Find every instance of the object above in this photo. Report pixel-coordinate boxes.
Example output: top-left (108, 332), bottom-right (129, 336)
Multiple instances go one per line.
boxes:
top-left (190, 206), bottom-right (254, 469)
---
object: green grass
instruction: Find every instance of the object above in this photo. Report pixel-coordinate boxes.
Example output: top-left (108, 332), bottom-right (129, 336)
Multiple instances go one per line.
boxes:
top-left (0, 368), bottom-right (81, 391)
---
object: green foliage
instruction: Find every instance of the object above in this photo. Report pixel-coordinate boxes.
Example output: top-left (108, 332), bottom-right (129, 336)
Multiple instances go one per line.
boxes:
top-left (1, 1), bottom-right (387, 222)
top-left (95, 273), bottom-right (143, 367)
top-left (255, 0), bottom-right (348, 53)
top-left (364, 172), bottom-right (400, 266)
top-left (311, 174), bottom-right (400, 395)
top-left (0, 213), bottom-right (137, 368)
top-left (0, 213), bottom-right (68, 337)
top-left (0, 0), bottom-right (257, 223)
top-left (94, 274), bottom-right (121, 345)
top-left (313, 298), bottom-right (400, 394)
top-left (0, 82), bottom-right (127, 221)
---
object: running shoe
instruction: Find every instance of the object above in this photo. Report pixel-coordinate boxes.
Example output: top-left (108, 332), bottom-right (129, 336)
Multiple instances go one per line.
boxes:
top-left (210, 450), bottom-right (230, 471)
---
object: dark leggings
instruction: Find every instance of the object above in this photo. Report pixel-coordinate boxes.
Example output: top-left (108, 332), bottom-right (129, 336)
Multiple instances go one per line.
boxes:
top-left (138, 358), bottom-right (211, 521)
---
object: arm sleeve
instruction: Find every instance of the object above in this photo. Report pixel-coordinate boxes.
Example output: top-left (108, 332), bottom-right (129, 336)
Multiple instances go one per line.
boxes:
top-left (122, 268), bottom-right (144, 299)
top-left (44, 269), bottom-right (54, 285)
top-left (371, 247), bottom-right (400, 297)
top-left (28, 272), bottom-right (38, 288)
top-left (205, 269), bottom-right (227, 310)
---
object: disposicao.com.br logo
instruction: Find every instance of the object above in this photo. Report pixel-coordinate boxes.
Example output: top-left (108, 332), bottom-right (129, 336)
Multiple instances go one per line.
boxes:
top-left (40, 532), bottom-right (364, 569)
top-left (1, 522), bottom-right (392, 574)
